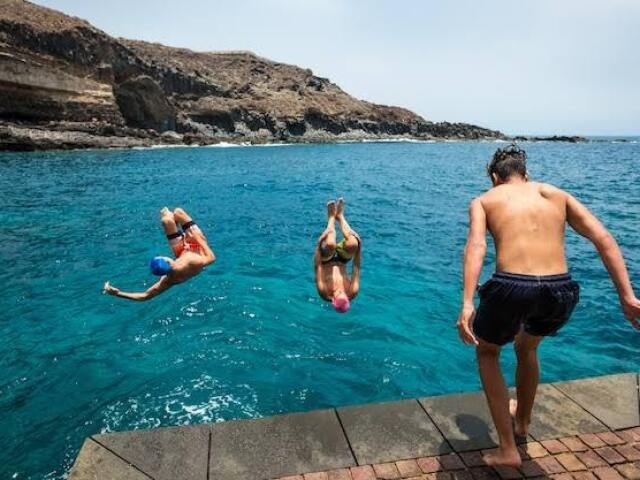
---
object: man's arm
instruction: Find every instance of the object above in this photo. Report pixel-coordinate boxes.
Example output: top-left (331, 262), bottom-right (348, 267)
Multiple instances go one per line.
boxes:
top-left (457, 198), bottom-right (488, 345)
top-left (103, 277), bottom-right (172, 302)
top-left (566, 192), bottom-right (640, 329)
top-left (187, 229), bottom-right (216, 266)
top-left (349, 237), bottom-right (362, 298)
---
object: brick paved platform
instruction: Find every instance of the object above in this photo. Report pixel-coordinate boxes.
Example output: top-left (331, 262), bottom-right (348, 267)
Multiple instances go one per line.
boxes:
top-left (277, 427), bottom-right (640, 480)
top-left (68, 373), bottom-right (640, 480)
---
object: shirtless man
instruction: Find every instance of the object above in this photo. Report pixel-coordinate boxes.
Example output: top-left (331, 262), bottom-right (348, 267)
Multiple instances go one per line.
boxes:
top-left (104, 207), bottom-right (216, 301)
top-left (457, 144), bottom-right (640, 467)
top-left (315, 198), bottom-right (362, 313)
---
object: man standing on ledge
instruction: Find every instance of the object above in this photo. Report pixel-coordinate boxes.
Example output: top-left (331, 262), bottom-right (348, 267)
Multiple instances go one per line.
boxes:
top-left (315, 198), bottom-right (362, 313)
top-left (104, 207), bottom-right (215, 301)
top-left (457, 144), bottom-right (640, 467)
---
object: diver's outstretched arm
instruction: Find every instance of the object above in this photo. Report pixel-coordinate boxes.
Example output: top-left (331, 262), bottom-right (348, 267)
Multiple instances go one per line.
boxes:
top-left (103, 278), bottom-right (172, 302)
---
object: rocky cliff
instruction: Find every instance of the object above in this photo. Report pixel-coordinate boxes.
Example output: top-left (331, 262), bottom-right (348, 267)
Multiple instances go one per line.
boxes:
top-left (0, 0), bottom-right (504, 151)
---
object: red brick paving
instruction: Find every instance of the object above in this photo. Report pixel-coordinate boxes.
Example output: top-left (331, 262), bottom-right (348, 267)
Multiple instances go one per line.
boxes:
top-left (350, 465), bottom-right (376, 480)
top-left (304, 473), bottom-right (329, 480)
top-left (396, 459), bottom-right (422, 478)
top-left (541, 439), bottom-right (570, 454)
top-left (598, 433), bottom-right (627, 446)
top-left (593, 466), bottom-right (625, 480)
top-left (328, 468), bottom-right (353, 480)
top-left (461, 452), bottom-right (487, 468)
top-left (615, 463), bottom-right (640, 480)
top-left (440, 454), bottom-right (465, 471)
top-left (581, 434), bottom-right (608, 449)
top-left (279, 428), bottom-right (640, 480)
top-left (519, 442), bottom-right (548, 459)
top-left (559, 437), bottom-right (590, 452)
top-left (595, 447), bottom-right (627, 465)
top-left (418, 457), bottom-right (443, 473)
top-left (577, 450), bottom-right (609, 468)
top-left (616, 445), bottom-right (640, 462)
top-left (573, 472), bottom-right (598, 480)
top-left (555, 453), bottom-right (587, 471)
top-left (493, 466), bottom-right (521, 479)
top-left (372, 463), bottom-right (401, 480)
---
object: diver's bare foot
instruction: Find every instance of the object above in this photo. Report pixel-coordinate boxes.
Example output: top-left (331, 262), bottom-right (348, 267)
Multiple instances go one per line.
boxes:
top-left (483, 447), bottom-right (522, 468)
top-left (327, 201), bottom-right (336, 219)
top-left (336, 197), bottom-right (345, 217)
top-left (160, 206), bottom-right (171, 218)
top-left (510, 398), bottom-right (528, 438)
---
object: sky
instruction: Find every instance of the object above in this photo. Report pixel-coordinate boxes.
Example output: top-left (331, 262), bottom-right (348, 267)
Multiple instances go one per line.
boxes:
top-left (35, 0), bottom-right (640, 136)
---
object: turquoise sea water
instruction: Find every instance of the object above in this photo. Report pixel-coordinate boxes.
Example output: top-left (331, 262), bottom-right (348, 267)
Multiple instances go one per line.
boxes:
top-left (1, 140), bottom-right (639, 478)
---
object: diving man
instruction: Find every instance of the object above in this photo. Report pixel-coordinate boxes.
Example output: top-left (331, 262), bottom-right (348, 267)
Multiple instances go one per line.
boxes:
top-left (104, 207), bottom-right (215, 301)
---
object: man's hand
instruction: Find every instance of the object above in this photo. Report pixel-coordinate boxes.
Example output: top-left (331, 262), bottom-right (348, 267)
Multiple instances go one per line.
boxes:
top-left (621, 295), bottom-right (640, 331)
top-left (103, 281), bottom-right (119, 296)
top-left (457, 304), bottom-right (479, 345)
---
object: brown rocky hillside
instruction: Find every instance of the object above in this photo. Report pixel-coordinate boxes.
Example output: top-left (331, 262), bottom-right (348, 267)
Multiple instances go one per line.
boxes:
top-left (0, 0), bottom-right (504, 150)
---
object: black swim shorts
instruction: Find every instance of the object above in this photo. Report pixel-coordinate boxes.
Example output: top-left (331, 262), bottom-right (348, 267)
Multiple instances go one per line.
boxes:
top-left (473, 272), bottom-right (579, 346)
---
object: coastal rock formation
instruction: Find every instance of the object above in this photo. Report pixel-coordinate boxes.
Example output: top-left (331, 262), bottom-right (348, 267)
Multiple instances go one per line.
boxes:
top-left (512, 135), bottom-right (588, 143)
top-left (0, 0), bottom-right (504, 151)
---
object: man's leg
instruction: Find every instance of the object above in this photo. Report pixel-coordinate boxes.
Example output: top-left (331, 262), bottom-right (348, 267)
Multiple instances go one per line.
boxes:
top-left (335, 198), bottom-right (359, 256)
top-left (477, 339), bottom-right (521, 467)
top-left (512, 331), bottom-right (544, 437)
top-left (173, 207), bottom-right (193, 228)
top-left (319, 201), bottom-right (337, 260)
top-left (161, 207), bottom-right (183, 256)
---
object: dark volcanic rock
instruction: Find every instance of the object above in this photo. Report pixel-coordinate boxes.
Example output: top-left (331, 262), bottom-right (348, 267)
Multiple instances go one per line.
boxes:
top-left (512, 135), bottom-right (588, 143)
top-left (0, 0), bottom-right (504, 151)
top-left (114, 75), bottom-right (175, 131)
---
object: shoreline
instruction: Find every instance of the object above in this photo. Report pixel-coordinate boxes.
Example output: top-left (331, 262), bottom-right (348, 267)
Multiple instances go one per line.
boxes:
top-left (1, 127), bottom-right (634, 155)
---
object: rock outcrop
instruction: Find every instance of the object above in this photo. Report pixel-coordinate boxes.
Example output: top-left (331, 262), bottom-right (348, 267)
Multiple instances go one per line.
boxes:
top-left (512, 135), bottom-right (588, 143)
top-left (0, 0), bottom-right (505, 151)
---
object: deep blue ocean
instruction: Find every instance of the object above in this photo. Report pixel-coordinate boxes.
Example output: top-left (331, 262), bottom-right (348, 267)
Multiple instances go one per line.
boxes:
top-left (1, 140), bottom-right (639, 479)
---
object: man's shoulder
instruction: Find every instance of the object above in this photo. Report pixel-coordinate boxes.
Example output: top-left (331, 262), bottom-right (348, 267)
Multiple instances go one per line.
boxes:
top-left (533, 181), bottom-right (567, 198)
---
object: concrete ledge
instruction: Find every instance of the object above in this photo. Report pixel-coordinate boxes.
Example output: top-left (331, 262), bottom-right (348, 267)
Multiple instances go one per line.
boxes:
top-left (93, 424), bottom-right (210, 480)
top-left (207, 409), bottom-right (355, 480)
top-left (69, 372), bottom-right (640, 479)
top-left (69, 438), bottom-right (150, 480)
top-left (337, 399), bottom-right (450, 464)
top-left (554, 373), bottom-right (640, 430)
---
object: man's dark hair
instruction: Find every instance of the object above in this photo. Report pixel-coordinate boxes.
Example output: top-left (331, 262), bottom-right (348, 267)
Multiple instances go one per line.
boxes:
top-left (487, 144), bottom-right (527, 180)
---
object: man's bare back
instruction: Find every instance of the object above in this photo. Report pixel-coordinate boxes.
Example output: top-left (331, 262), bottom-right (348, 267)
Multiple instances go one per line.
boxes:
top-left (479, 180), bottom-right (568, 275)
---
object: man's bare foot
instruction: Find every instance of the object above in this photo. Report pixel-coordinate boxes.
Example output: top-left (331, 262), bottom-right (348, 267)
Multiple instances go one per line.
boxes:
top-left (336, 197), bottom-right (345, 217)
top-left (510, 399), bottom-right (528, 438)
top-left (483, 447), bottom-right (522, 468)
top-left (327, 201), bottom-right (336, 219)
top-left (160, 206), bottom-right (171, 219)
